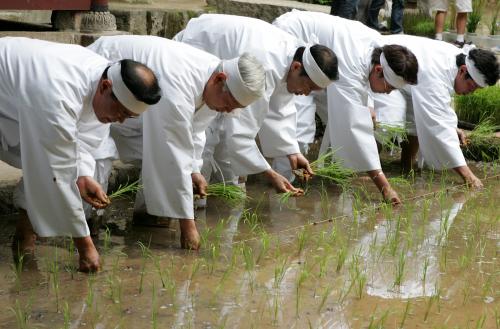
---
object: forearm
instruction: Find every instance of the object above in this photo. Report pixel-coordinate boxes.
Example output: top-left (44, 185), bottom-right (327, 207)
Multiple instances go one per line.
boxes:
top-left (367, 169), bottom-right (391, 193)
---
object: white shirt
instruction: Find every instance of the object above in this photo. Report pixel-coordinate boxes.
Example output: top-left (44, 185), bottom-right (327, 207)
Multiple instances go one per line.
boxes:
top-left (0, 37), bottom-right (110, 237)
top-left (274, 10), bottom-right (384, 171)
top-left (88, 35), bottom-right (220, 219)
top-left (177, 13), bottom-right (301, 176)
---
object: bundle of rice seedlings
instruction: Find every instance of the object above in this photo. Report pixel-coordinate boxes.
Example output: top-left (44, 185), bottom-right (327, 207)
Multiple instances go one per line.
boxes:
top-left (307, 149), bottom-right (355, 186)
top-left (108, 179), bottom-right (142, 200)
top-left (463, 120), bottom-right (500, 161)
top-left (206, 182), bottom-right (247, 204)
top-left (375, 122), bottom-right (408, 150)
top-left (455, 86), bottom-right (500, 125)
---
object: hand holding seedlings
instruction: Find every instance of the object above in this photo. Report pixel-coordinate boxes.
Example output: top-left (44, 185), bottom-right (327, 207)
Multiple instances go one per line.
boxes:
top-left (456, 128), bottom-right (468, 147)
top-left (191, 173), bottom-right (208, 198)
top-left (265, 169), bottom-right (304, 196)
top-left (76, 176), bottom-right (110, 209)
top-left (288, 153), bottom-right (314, 182)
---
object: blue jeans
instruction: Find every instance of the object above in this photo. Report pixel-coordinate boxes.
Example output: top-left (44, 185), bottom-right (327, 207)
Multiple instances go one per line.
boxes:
top-left (330, 0), bottom-right (360, 19)
top-left (367, 0), bottom-right (404, 33)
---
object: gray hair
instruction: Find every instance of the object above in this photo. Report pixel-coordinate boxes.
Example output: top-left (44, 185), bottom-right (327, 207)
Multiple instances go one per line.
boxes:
top-left (237, 53), bottom-right (266, 99)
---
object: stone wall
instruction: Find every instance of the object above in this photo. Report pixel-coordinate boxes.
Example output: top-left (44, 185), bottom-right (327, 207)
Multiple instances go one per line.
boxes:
top-left (206, 0), bottom-right (328, 22)
top-left (112, 9), bottom-right (204, 38)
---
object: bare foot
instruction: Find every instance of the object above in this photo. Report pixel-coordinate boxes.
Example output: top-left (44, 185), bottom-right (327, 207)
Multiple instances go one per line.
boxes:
top-left (179, 219), bottom-right (200, 250)
top-left (73, 236), bottom-right (100, 273)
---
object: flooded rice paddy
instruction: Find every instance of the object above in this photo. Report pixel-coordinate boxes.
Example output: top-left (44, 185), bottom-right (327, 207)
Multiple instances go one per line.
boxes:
top-left (0, 164), bottom-right (499, 328)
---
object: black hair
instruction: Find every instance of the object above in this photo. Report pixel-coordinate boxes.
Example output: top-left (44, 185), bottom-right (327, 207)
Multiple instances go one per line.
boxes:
top-left (292, 45), bottom-right (339, 81)
top-left (456, 49), bottom-right (499, 86)
top-left (371, 45), bottom-right (419, 85)
top-left (120, 59), bottom-right (162, 105)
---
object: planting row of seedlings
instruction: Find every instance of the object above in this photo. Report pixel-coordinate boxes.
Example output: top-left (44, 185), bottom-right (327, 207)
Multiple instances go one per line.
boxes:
top-left (4, 167), bottom-right (499, 328)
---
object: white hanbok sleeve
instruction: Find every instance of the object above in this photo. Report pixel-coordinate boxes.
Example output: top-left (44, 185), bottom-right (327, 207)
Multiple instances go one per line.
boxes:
top-left (141, 91), bottom-right (197, 220)
top-left (411, 86), bottom-right (466, 169)
top-left (192, 105), bottom-right (217, 173)
top-left (19, 100), bottom-right (89, 237)
top-left (225, 97), bottom-right (272, 176)
top-left (258, 87), bottom-right (300, 157)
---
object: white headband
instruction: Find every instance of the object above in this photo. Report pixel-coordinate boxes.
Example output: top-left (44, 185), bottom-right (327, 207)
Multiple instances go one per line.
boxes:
top-left (222, 57), bottom-right (262, 107)
top-left (302, 45), bottom-right (332, 89)
top-left (465, 55), bottom-right (487, 87)
top-left (380, 52), bottom-right (407, 89)
top-left (107, 62), bottom-right (149, 115)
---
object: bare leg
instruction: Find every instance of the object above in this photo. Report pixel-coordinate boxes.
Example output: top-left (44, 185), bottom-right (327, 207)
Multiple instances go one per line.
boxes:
top-left (435, 11), bottom-right (447, 34)
top-left (73, 236), bottom-right (100, 273)
top-left (455, 12), bottom-right (467, 35)
top-left (179, 219), bottom-right (200, 250)
top-left (401, 135), bottom-right (419, 173)
top-left (12, 209), bottom-right (37, 256)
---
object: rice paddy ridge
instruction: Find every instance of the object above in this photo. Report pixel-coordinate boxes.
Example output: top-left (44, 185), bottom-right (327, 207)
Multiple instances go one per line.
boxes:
top-left (229, 173), bottom-right (500, 247)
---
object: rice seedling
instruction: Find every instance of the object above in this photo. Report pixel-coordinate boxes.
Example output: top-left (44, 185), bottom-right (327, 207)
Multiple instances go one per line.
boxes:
top-left (295, 266), bottom-right (310, 316)
top-left (421, 257), bottom-right (430, 293)
top-left (301, 149), bottom-right (355, 187)
top-left (463, 120), bottom-right (500, 162)
top-left (242, 207), bottom-right (264, 234)
top-left (137, 240), bottom-right (151, 294)
top-left (107, 179), bottom-right (142, 200)
top-left (206, 182), bottom-right (247, 205)
top-left (62, 301), bottom-right (71, 329)
top-left (241, 244), bottom-right (255, 271)
top-left (46, 249), bottom-right (61, 312)
top-left (336, 244), bottom-right (347, 273)
top-left (276, 190), bottom-right (295, 206)
top-left (393, 248), bottom-right (407, 288)
top-left (475, 314), bottom-right (487, 329)
top-left (105, 272), bottom-right (123, 306)
top-left (189, 258), bottom-right (202, 281)
top-left (317, 284), bottom-right (333, 314)
top-left (399, 299), bottom-right (411, 329)
top-left (11, 253), bottom-right (24, 293)
top-left (455, 86), bottom-right (500, 125)
top-left (375, 122), bottom-right (408, 151)
top-left (256, 230), bottom-right (270, 264)
top-left (10, 298), bottom-right (31, 329)
top-left (103, 226), bottom-right (112, 253)
top-left (367, 309), bottom-right (389, 329)
top-left (270, 258), bottom-right (287, 292)
top-left (151, 282), bottom-right (158, 329)
top-left (297, 227), bottom-right (310, 255)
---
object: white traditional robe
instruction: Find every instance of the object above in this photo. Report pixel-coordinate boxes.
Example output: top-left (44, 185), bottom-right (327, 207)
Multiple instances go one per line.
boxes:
top-left (176, 13), bottom-right (301, 177)
top-left (274, 10), bottom-right (384, 172)
top-left (88, 35), bottom-right (220, 220)
top-left (0, 37), bottom-right (111, 237)
top-left (380, 35), bottom-right (466, 169)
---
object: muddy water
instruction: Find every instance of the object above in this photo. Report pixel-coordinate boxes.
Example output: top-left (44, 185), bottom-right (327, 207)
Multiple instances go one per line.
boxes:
top-left (0, 171), bottom-right (498, 328)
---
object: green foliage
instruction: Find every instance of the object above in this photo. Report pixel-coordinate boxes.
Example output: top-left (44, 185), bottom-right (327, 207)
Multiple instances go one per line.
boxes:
top-left (455, 86), bottom-right (500, 125)
top-left (404, 12), bottom-right (443, 37)
top-left (467, 0), bottom-right (485, 33)
top-left (490, 0), bottom-right (499, 35)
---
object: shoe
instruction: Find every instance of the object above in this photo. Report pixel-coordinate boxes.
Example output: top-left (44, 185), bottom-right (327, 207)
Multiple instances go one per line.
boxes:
top-left (377, 24), bottom-right (389, 32)
top-left (453, 40), bottom-right (472, 48)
